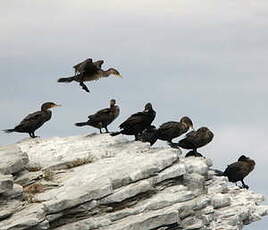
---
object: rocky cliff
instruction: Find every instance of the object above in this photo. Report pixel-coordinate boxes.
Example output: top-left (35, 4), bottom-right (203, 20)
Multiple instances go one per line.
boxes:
top-left (0, 134), bottom-right (267, 230)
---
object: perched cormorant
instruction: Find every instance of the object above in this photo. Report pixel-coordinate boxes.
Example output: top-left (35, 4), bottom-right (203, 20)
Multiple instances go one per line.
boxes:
top-left (137, 125), bottom-right (158, 146)
top-left (156, 116), bottom-right (194, 144)
top-left (169, 127), bottom-right (214, 157)
top-left (75, 99), bottom-right (120, 133)
top-left (223, 155), bottom-right (255, 189)
top-left (58, 58), bottom-right (122, 93)
top-left (111, 103), bottom-right (156, 140)
top-left (3, 102), bottom-right (61, 138)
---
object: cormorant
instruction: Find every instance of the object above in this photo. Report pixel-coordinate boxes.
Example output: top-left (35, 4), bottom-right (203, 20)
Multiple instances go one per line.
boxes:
top-left (58, 58), bottom-right (122, 93)
top-left (223, 155), bottom-right (255, 189)
top-left (3, 102), bottom-right (61, 138)
top-left (75, 99), bottom-right (120, 133)
top-left (156, 116), bottom-right (194, 144)
top-left (73, 59), bottom-right (104, 76)
top-left (111, 103), bottom-right (156, 140)
top-left (73, 58), bottom-right (93, 76)
top-left (169, 127), bottom-right (214, 157)
top-left (137, 125), bottom-right (158, 146)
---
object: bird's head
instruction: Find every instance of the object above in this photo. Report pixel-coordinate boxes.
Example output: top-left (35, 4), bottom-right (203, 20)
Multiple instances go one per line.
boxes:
top-left (238, 155), bottom-right (256, 168)
top-left (108, 68), bottom-right (122, 78)
top-left (41, 102), bottom-right (61, 111)
top-left (110, 99), bottom-right (116, 106)
top-left (180, 116), bottom-right (194, 130)
top-left (144, 103), bottom-right (153, 112)
top-left (238, 155), bottom-right (248, 162)
top-left (198, 127), bottom-right (209, 133)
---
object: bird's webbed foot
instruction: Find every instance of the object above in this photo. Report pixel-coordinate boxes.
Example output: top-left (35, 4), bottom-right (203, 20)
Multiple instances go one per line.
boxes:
top-left (29, 132), bottom-right (39, 138)
top-left (79, 82), bottom-right (90, 93)
top-left (241, 180), bottom-right (249, 189)
top-left (243, 185), bottom-right (249, 189)
top-left (105, 127), bottom-right (109, 133)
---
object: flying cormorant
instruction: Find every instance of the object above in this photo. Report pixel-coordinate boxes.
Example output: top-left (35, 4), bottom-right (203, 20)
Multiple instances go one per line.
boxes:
top-left (137, 125), bottom-right (158, 146)
top-left (75, 99), bottom-right (120, 133)
top-left (223, 155), bottom-right (255, 189)
top-left (58, 58), bottom-right (122, 93)
top-left (73, 58), bottom-right (104, 76)
top-left (3, 102), bottom-right (61, 138)
top-left (169, 127), bottom-right (214, 157)
top-left (111, 103), bottom-right (156, 140)
top-left (156, 116), bottom-right (194, 144)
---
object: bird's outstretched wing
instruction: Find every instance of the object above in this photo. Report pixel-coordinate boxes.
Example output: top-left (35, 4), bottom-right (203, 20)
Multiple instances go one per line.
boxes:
top-left (73, 58), bottom-right (99, 75)
top-left (93, 60), bottom-right (104, 69)
top-left (73, 58), bottom-right (92, 70)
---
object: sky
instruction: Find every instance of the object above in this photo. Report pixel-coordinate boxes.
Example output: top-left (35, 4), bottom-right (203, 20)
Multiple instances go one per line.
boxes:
top-left (0, 1), bottom-right (267, 228)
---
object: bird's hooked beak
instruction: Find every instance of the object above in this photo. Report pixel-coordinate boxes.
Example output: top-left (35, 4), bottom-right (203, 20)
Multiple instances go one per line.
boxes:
top-left (53, 104), bottom-right (62, 108)
top-left (116, 74), bottom-right (123, 78)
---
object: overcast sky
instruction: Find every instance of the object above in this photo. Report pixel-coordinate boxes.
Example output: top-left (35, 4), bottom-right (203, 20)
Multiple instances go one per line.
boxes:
top-left (1, 1), bottom-right (267, 228)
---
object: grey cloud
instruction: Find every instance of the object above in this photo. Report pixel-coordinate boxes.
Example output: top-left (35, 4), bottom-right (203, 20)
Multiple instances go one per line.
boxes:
top-left (0, 1), bottom-right (267, 228)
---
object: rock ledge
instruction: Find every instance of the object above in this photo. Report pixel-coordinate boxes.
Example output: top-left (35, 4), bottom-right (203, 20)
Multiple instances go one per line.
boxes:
top-left (0, 134), bottom-right (267, 230)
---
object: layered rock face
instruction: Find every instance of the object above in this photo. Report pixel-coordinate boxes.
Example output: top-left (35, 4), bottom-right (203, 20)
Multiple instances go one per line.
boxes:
top-left (0, 134), bottom-right (267, 230)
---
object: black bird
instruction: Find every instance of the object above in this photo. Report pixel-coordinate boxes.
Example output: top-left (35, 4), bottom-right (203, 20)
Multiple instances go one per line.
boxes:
top-left (3, 102), bottom-right (61, 138)
top-left (58, 58), bottom-right (122, 93)
top-left (157, 116), bottom-right (194, 144)
top-left (137, 125), bottom-right (158, 146)
top-left (75, 99), bottom-right (120, 133)
top-left (73, 58), bottom-right (104, 76)
top-left (170, 127), bottom-right (214, 157)
top-left (111, 103), bottom-right (156, 140)
top-left (223, 155), bottom-right (255, 189)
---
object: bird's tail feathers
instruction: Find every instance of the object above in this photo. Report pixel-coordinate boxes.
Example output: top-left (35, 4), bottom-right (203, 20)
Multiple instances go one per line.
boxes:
top-left (110, 131), bottom-right (121, 136)
top-left (168, 142), bottom-right (180, 149)
top-left (3, 129), bottom-right (15, 133)
top-left (88, 115), bottom-right (95, 120)
top-left (58, 76), bottom-right (75, 83)
top-left (210, 168), bottom-right (225, 176)
top-left (75, 122), bottom-right (88, 127)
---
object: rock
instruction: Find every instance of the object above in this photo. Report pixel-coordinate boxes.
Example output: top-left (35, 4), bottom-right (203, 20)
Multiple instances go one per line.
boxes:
top-left (2, 184), bottom-right (23, 199)
top-left (0, 174), bottom-right (13, 193)
top-left (153, 163), bottom-right (186, 184)
top-left (103, 207), bottom-right (178, 230)
top-left (0, 204), bottom-right (46, 230)
top-left (211, 194), bottom-right (231, 209)
top-left (100, 180), bottom-right (154, 204)
top-left (181, 216), bottom-right (204, 229)
top-left (0, 145), bottom-right (29, 175)
top-left (0, 134), bottom-right (266, 230)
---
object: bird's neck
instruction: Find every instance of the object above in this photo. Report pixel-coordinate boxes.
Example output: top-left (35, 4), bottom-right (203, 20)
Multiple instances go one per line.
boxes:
top-left (110, 105), bottom-right (118, 111)
top-left (41, 109), bottom-right (52, 114)
top-left (102, 69), bottom-right (113, 77)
